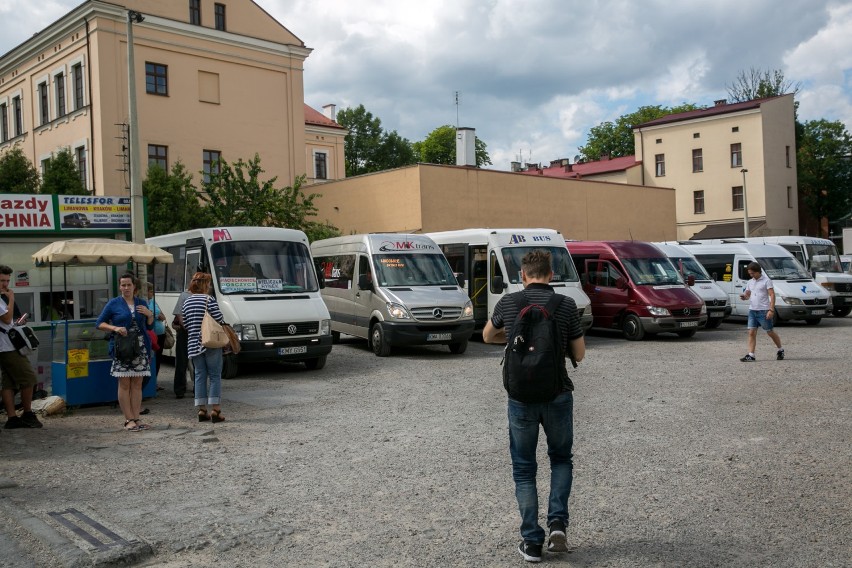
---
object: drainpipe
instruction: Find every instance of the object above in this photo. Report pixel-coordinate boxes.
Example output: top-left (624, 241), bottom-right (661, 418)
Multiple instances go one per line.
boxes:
top-left (84, 17), bottom-right (96, 194)
top-left (639, 129), bottom-right (645, 186)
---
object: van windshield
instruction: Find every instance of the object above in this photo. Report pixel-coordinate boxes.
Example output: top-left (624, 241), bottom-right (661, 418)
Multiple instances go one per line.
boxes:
top-left (671, 256), bottom-right (713, 281)
top-left (211, 240), bottom-right (318, 294)
top-left (622, 257), bottom-right (683, 286)
top-left (501, 247), bottom-right (579, 284)
top-left (805, 243), bottom-right (842, 272)
top-left (373, 254), bottom-right (457, 287)
top-left (755, 257), bottom-right (811, 280)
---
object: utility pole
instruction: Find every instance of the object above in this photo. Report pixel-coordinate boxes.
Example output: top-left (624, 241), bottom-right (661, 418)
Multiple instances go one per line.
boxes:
top-left (127, 10), bottom-right (147, 292)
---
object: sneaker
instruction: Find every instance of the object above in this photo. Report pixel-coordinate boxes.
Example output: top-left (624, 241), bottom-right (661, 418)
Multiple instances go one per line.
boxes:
top-left (548, 520), bottom-right (568, 552)
top-left (4, 416), bottom-right (26, 429)
top-left (517, 541), bottom-right (543, 562)
top-left (20, 411), bottom-right (43, 428)
top-left (740, 354), bottom-right (756, 362)
top-left (776, 349), bottom-right (785, 360)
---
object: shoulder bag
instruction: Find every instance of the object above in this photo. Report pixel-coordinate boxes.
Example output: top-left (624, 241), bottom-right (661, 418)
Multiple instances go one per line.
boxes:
top-left (201, 297), bottom-right (230, 349)
top-left (163, 325), bottom-right (176, 350)
top-left (1, 325), bottom-right (40, 355)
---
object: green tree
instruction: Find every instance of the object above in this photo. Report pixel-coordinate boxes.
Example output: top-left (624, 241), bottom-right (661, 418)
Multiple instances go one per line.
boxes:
top-left (726, 67), bottom-right (800, 103)
top-left (0, 147), bottom-right (40, 194)
top-left (796, 119), bottom-right (852, 237)
top-left (336, 104), bottom-right (416, 176)
top-left (143, 161), bottom-right (209, 237)
top-left (579, 104), bottom-right (699, 161)
top-left (40, 148), bottom-right (87, 195)
top-left (413, 125), bottom-right (492, 166)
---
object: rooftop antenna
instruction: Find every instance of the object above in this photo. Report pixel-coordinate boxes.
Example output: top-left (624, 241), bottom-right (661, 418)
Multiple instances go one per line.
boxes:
top-left (454, 91), bottom-right (460, 128)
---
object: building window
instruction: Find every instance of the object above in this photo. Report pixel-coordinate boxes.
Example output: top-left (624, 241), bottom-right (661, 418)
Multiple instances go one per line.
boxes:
top-left (655, 138), bottom-right (662, 144)
top-left (693, 190), bottom-right (705, 214)
top-left (693, 133), bottom-right (700, 138)
top-left (787, 186), bottom-right (793, 208)
top-left (12, 95), bottom-right (23, 136)
top-left (692, 148), bottom-right (703, 172)
top-left (732, 126), bottom-right (739, 132)
top-left (38, 82), bottom-right (49, 125)
top-left (786, 145), bottom-right (791, 167)
top-left (145, 63), bottom-right (168, 96)
top-left (189, 0), bottom-right (201, 25)
top-left (148, 144), bottom-right (168, 170)
top-left (732, 186), bottom-right (744, 211)
top-left (72, 63), bottom-right (84, 110)
top-left (314, 152), bottom-right (328, 180)
top-left (731, 143), bottom-right (742, 168)
top-left (0, 103), bottom-right (7, 142)
top-left (41, 158), bottom-right (50, 177)
top-left (75, 146), bottom-right (87, 190)
top-left (202, 149), bottom-right (221, 183)
top-left (655, 154), bottom-right (665, 177)
top-left (214, 3), bottom-right (226, 31)
top-left (55, 72), bottom-right (66, 117)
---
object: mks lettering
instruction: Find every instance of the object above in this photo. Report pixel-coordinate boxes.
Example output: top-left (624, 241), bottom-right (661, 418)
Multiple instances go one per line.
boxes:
top-left (378, 241), bottom-right (434, 252)
top-left (212, 229), bottom-right (232, 242)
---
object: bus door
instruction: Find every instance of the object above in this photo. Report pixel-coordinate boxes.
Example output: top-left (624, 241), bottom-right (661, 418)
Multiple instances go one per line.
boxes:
top-left (487, 247), bottom-right (508, 319)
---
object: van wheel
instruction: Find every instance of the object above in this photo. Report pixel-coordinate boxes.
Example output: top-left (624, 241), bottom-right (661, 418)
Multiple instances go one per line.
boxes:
top-left (832, 306), bottom-right (851, 317)
top-left (677, 329), bottom-right (697, 338)
top-left (805, 317), bottom-right (821, 326)
top-left (448, 339), bottom-right (468, 354)
top-left (304, 355), bottom-right (327, 370)
top-left (222, 354), bottom-right (239, 380)
top-left (370, 323), bottom-right (391, 357)
top-left (331, 331), bottom-right (341, 344)
top-left (622, 314), bottom-right (645, 341)
top-left (705, 318), bottom-right (723, 329)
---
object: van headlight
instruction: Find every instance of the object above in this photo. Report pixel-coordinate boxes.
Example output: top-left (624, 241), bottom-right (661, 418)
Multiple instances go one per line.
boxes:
top-left (781, 296), bottom-right (802, 305)
top-left (583, 304), bottom-right (592, 316)
top-left (462, 301), bottom-right (474, 319)
top-left (700, 303), bottom-right (707, 314)
top-left (387, 302), bottom-right (411, 319)
top-left (320, 319), bottom-right (331, 335)
top-left (232, 323), bottom-right (257, 341)
top-left (647, 306), bottom-right (671, 317)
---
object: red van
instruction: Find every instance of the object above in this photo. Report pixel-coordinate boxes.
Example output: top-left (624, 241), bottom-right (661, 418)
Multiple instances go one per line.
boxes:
top-left (565, 241), bottom-right (707, 340)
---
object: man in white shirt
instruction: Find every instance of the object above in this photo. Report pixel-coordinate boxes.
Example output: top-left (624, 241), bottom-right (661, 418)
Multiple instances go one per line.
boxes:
top-left (739, 261), bottom-right (784, 362)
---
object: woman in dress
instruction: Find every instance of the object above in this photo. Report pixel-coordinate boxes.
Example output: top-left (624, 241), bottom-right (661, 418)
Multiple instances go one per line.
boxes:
top-left (181, 272), bottom-right (227, 423)
top-left (96, 272), bottom-right (155, 431)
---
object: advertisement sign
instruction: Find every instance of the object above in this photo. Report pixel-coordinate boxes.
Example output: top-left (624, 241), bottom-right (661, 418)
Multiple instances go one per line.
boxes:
top-left (58, 196), bottom-right (131, 230)
top-left (0, 194), bottom-right (55, 231)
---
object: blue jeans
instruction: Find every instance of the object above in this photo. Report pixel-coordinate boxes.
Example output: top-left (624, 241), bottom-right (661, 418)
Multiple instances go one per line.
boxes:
top-left (508, 391), bottom-right (574, 544)
top-left (192, 348), bottom-right (223, 406)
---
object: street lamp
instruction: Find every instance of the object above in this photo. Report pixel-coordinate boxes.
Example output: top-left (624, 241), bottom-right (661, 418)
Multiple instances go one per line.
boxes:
top-left (127, 10), bottom-right (147, 291)
top-left (741, 168), bottom-right (749, 238)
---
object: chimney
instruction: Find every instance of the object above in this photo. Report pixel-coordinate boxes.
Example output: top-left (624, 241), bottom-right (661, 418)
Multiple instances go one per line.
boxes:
top-left (456, 127), bottom-right (476, 167)
top-left (510, 161), bottom-right (522, 172)
top-left (714, 99), bottom-right (727, 107)
top-left (564, 163), bottom-right (573, 173)
top-left (322, 103), bottom-right (337, 121)
top-left (549, 159), bottom-right (561, 168)
top-left (525, 163), bottom-right (539, 172)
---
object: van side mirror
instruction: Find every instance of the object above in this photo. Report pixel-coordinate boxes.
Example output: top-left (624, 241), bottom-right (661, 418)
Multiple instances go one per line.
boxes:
top-left (686, 274), bottom-right (695, 287)
top-left (456, 275), bottom-right (465, 287)
top-left (358, 274), bottom-right (372, 291)
top-left (615, 277), bottom-right (628, 291)
top-left (317, 271), bottom-right (325, 289)
top-left (492, 275), bottom-right (507, 291)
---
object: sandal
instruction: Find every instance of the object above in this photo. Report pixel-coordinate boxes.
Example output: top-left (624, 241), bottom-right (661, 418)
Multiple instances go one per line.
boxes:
top-left (124, 420), bottom-right (142, 432)
top-left (134, 419), bottom-right (151, 430)
top-left (210, 409), bottom-right (225, 423)
top-left (198, 408), bottom-right (210, 422)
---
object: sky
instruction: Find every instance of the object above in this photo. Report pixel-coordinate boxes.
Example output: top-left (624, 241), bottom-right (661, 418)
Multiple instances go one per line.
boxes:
top-left (2, 0), bottom-right (851, 170)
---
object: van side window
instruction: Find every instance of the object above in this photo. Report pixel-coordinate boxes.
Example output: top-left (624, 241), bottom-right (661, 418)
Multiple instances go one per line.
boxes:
top-left (166, 246), bottom-right (187, 292)
top-left (489, 250), bottom-right (504, 293)
top-left (316, 254), bottom-right (354, 289)
top-left (440, 243), bottom-right (466, 278)
top-left (358, 255), bottom-right (372, 286)
top-left (694, 253), bottom-right (735, 282)
top-left (738, 261), bottom-right (752, 281)
top-left (599, 262), bottom-right (624, 287)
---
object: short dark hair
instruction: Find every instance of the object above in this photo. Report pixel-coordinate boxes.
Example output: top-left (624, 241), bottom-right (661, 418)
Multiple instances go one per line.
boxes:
top-left (0, 265), bottom-right (12, 276)
top-left (747, 261), bottom-right (762, 274)
top-left (118, 272), bottom-right (139, 291)
top-left (521, 250), bottom-right (553, 279)
top-left (189, 272), bottom-right (211, 294)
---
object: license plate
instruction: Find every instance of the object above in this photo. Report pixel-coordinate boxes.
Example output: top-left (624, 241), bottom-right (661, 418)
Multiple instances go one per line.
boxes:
top-left (810, 309), bottom-right (825, 315)
top-left (427, 333), bottom-right (452, 341)
top-left (710, 310), bottom-right (725, 315)
top-left (679, 321), bottom-right (698, 328)
top-left (278, 346), bottom-right (307, 355)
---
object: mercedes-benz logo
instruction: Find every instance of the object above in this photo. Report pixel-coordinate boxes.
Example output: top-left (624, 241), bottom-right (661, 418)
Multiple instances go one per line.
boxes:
top-left (433, 308), bottom-right (444, 319)
top-left (683, 307), bottom-right (691, 316)
top-left (287, 324), bottom-right (297, 335)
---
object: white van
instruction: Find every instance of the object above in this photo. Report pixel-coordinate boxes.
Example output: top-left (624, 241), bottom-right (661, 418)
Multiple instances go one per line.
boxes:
top-left (653, 242), bottom-right (730, 328)
top-left (310, 234), bottom-right (475, 356)
top-left (426, 229), bottom-right (593, 331)
top-left (682, 242), bottom-right (832, 325)
top-left (147, 227), bottom-right (332, 376)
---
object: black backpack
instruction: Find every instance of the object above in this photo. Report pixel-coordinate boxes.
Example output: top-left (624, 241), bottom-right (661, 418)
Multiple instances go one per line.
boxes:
top-left (502, 292), bottom-right (565, 403)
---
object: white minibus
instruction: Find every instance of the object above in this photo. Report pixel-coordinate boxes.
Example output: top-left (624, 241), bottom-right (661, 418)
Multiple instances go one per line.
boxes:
top-left (147, 227), bottom-right (332, 376)
top-left (311, 234), bottom-right (475, 356)
top-left (681, 242), bottom-right (832, 325)
top-left (426, 229), bottom-right (593, 331)
top-left (653, 242), bottom-right (730, 328)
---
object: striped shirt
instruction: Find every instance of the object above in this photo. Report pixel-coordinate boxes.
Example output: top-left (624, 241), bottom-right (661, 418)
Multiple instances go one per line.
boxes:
top-left (182, 293), bottom-right (226, 358)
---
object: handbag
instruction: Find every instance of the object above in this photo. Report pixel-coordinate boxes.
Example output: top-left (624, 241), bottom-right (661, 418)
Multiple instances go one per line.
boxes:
top-left (115, 324), bottom-right (142, 363)
top-left (223, 324), bottom-right (241, 355)
top-left (2, 325), bottom-right (40, 355)
top-left (201, 297), bottom-right (229, 349)
top-left (163, 325), bottom-right (176, 350)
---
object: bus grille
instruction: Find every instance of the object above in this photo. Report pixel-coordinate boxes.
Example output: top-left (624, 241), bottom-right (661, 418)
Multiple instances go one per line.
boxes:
top-left (260, 321), bottom-right (319, 337)
top-left (410, 306), bottom-right (463, 321)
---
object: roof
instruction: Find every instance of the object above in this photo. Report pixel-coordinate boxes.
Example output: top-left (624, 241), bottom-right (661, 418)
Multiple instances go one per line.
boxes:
top-left (304, 105), bottom-right (345, 130)
top-left (633, 95), bottom-right (789, 129)
top-left (690, 221), bottom-right (767, 240)
top-left (516, 155), bottom-right (640, 179)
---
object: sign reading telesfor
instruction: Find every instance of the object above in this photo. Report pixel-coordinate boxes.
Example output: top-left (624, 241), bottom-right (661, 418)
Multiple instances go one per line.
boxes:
top-left (0, 194), bottom-right (131, 232)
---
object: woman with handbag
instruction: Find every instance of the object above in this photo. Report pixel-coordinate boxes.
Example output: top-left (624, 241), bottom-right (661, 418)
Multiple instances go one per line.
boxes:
top-left (181, 272), bottom-right (227, 423)
top-left (95, 272), bottom-right (155, 432)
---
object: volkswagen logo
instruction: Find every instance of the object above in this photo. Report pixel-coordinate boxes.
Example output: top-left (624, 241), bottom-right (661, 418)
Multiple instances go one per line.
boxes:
top-left (683, 307), bottom-right (691, 316)
top-left (287, 324), bottom-right (297, 335)
top-left (433, 308), bottom-right (444, 319)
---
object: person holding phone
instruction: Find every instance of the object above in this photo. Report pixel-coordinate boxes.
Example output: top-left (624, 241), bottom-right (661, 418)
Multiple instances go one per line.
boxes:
top-left (0, 265), bottom-right (43, 429)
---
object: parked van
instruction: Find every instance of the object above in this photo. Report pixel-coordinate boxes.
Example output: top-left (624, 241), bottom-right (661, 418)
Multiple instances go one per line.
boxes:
top-left (426, 228), bottom-right (593, 331)
top-left (653, 242), bottom-right (730, 328)
top-left (683, 242), bottom-right (832, 325)
top-left (565, 241), bottom-right (706, 340)
top-left (147, 227), bottom-right (332, 376)
top-left (704, 236), bottom-right (852, 318)
top-left (311, 234), bottom-right (475, 356)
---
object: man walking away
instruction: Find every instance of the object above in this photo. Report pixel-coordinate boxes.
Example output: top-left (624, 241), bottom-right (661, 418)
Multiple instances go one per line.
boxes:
top-left (739, 261), bottom-right (784, 362)
top-left (483, 250), bottom-right (585, 562)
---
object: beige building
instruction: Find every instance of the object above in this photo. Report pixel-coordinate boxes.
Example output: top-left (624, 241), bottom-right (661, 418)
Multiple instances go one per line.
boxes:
top-left (304, 103), bottom-right (346, 184)
top-left (0, 0), bottom-right (342, 195)
top-left (633, 95), bottom-right (799, 240)
top-left (312, 163), bottom-right (677, 241)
